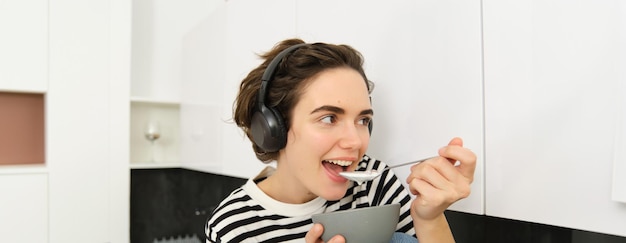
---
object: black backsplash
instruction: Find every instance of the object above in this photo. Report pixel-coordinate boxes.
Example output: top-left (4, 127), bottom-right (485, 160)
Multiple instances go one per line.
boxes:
top-left (131, 168), bottom-right (626, 243)
top-left (130, 168), bottom-right (246, 243)
top-left (446, 210), bottom-right (626, 243)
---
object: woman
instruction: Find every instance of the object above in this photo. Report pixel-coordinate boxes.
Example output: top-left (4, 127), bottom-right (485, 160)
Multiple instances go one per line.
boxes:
top-left (206, 38), bottom-right (476, 243)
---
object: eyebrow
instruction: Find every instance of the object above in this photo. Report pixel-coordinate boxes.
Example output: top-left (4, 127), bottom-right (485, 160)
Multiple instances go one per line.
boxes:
top-left (310, 105), bottom-right (374, 116)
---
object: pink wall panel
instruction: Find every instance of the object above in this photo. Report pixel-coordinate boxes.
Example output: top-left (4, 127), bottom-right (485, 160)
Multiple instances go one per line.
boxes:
top-left (0, 92), bottom-right (45, 165)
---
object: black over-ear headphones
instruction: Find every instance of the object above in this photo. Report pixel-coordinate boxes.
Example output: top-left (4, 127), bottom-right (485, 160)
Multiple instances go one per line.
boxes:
top-left (250, 43), bottom-right (373, 152)
top-left (250, 43), bottom-right (307, 152)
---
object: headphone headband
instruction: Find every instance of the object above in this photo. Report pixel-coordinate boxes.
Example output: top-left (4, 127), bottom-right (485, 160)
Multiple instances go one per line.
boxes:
top-left (257, 43), bottom-right (308, 109)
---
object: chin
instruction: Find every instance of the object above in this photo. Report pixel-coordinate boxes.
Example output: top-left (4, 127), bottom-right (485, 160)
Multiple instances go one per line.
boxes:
top-left (320, 185), bottom-right (349, 201)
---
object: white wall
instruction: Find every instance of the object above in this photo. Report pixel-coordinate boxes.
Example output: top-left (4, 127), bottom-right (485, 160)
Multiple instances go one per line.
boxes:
top-left (483, 0), bottom-right (626, 237)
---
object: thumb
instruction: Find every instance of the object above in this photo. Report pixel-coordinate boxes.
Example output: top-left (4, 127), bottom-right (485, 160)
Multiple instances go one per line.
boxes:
top-left (443, 137), bottom-right (464, 164)
top-left (448, 137), bottom-right (463, 147)
top-left (440, 137), bottom-right (476, 180)
top-left (304, 223), bottom-right (324, 243)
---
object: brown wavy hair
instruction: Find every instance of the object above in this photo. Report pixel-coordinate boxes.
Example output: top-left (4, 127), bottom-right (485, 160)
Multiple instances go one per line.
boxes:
top-left (233, 38), bottom-right (372, 162)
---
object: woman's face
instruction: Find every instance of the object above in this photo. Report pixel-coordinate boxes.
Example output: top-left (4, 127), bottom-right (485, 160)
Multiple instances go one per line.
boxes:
top-left (279, 67), bottom-right (372, 201)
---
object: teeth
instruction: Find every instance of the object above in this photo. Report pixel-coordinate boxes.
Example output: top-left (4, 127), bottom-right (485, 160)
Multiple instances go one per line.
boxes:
top-left (326, 160), bottom-right (353, 167)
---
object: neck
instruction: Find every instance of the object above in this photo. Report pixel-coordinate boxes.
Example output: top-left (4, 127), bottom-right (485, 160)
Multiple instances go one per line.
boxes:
top-left (257, 166), bottom-right (317, 204)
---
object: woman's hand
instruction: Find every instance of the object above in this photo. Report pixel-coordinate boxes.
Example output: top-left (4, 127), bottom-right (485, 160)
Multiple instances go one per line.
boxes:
top-left (406, 137), bottom-right (476, 221)
top-left (304, 223), bottom-right (345, 243)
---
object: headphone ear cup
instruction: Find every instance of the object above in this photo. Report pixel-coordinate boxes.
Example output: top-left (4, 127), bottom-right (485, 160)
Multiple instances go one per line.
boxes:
top-left (250, 105), bottom-right (287, 152)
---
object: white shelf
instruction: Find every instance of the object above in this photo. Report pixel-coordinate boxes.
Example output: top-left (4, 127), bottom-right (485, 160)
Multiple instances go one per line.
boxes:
top-left (130, 101), bottom-right (180, 164)
top-left (0, 88), bottom-right (46, 94)
top-left (180, 163), bottom-right (223, 175)
top-left (130, 96), bottom-right (180, 106)
top-left (0, 164), bottom-right (48, 175)
top-left (129, 162), bottom-right (181, 169)
top-left (129, 162), bottom-right (224, 176)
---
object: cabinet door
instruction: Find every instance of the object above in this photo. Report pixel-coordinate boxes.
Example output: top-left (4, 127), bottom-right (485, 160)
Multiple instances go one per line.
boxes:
top-left (0, 0), bottom-right (48, 93)
top-left (0, 173), bottom-right (48, 243)
top-left (180, 0), bottom-right (298, 178)
top-left (297, 0), bottom-right (485, 215)
top-left (614, 81), bottom-right (626, 203)
top-left (483, 0), bottom-right (626, 237)
top-left (180, 2), bottom-right (228, 171)
top-left (47, 0), bottom-right (130, 242)
top-left (219, 0), bottom-right (298, 178)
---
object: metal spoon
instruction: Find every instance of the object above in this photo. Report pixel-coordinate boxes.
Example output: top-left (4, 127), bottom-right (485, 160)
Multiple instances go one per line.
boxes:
top-left (339, 156), bottom-right (438, 185)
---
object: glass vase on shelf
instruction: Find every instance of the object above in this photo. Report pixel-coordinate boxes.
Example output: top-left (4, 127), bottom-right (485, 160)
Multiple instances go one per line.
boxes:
top-left (144, 121), bottom-right (161, 162)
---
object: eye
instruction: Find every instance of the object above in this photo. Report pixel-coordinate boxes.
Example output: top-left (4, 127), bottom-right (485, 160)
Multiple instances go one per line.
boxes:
top-left (320, 115), bottom-right (337, 124)
top-left (358, 117), bottom-right (372, 126)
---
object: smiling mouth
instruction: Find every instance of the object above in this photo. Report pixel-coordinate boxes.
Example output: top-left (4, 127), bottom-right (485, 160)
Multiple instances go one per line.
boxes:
top-left (322, 160), bottom-right (353, 174)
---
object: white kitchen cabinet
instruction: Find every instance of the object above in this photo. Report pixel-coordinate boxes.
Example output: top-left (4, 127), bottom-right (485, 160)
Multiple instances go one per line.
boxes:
top-left (483, 0), bottom-right (626, 237)
top-left (177, 0), bottom-right (297, 178)
top-left (0, 0), bottom-right (48, 93)
top-left (296, 0), bottom-right (485, 215)
top-left (178, 0), bottom-right (626, 237)
top-left (218, 0), bottom-right (298, 178)
top-left (179, 2), bottom-right (227, 173)
top-left (614, 80), bottom-right (626, 203)
top-left (130, 0), bottom-right (223, 169)
top-left (182, 0), bottom-right (486, 190)
top-left (46, 0), bottom-right (130, 242)
top-left (177, 0), bottom-right (486, 189)
top-left (0, 171), bottom-right (48, 243)
top-left (0, 0), bottom-right (130, 242)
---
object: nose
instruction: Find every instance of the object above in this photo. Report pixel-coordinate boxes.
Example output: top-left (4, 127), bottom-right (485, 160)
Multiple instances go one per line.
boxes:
top-left (338, 123), bottom-right (365, 149)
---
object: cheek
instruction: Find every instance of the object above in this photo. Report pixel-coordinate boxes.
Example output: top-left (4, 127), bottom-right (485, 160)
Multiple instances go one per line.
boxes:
top-left (360, 133), bottom-right (370, 153)
top-left (288, 126), bottom-right (335, 151)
